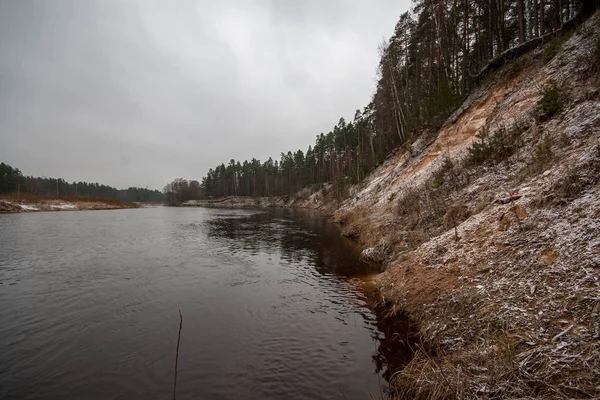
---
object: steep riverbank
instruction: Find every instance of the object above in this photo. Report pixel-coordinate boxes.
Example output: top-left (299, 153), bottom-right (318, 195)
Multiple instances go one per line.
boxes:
top-left (331, 15), bottom-right (600, 398)
top-left (182, 14), bottom-right (600, 399)
top-left (0, 198), bottom-right (142, 212)
top-left (179, 188), bottom-right (329, 209)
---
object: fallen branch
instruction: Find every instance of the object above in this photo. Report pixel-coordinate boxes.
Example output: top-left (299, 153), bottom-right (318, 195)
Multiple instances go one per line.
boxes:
top-left (496, 194), bottom-right (522, 204)
top-left (173, 310), bottom-right (183, 400)
top-left (552, 324), bottom-right (574, 342)
top-left (473, 16), bottom-right (580, 83)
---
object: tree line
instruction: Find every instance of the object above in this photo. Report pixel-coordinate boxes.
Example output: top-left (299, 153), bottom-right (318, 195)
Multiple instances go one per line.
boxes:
top-left (168, 0), bottom-right (595, 202)
top-left (0, 162), bottom-right (164, 202)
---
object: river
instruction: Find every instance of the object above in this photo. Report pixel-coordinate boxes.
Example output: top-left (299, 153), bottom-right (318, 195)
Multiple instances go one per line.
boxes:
top-left (0, 207), bottom-right (409, 400)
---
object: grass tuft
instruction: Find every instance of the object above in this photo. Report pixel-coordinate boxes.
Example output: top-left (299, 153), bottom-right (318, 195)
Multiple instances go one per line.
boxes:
top-left (530, 134), bottom-right (555, 173)
top-left (466, 124), bottom-right (523, 167)
top-left (538, 80), bottom-right (563, 118)
top-left (542, 38), bottom-right (562, 63)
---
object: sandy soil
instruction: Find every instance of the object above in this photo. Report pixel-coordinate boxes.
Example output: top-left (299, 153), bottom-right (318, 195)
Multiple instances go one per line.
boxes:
top-left (326, 16), bottom-right (600, 398)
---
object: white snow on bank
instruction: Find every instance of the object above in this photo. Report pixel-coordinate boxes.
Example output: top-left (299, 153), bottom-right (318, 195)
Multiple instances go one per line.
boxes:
top-left (50, 203), bottom-right (77, 210)
top-left (19, 204), bottom-right (40, 211)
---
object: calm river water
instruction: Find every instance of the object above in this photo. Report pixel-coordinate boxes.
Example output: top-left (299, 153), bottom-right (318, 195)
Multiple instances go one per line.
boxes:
top-left (0, 207), bottom-right (408, 400)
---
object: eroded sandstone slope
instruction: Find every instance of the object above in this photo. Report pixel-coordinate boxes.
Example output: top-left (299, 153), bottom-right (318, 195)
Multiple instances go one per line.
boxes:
top-left (329, 14), bottom-right (600, 399)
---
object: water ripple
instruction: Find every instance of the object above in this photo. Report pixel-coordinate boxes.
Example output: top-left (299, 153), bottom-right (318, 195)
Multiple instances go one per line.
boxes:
top-left (0, 207), bottom-right (398, 400)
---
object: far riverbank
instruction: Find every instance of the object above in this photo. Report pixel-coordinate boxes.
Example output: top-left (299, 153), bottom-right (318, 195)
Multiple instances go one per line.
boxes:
top-left (0, 197), bottom-right (143, 213)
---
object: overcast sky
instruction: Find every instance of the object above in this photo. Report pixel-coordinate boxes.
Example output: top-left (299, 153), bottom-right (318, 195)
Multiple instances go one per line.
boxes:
top-left (0, 0), bottom-right (410, 189)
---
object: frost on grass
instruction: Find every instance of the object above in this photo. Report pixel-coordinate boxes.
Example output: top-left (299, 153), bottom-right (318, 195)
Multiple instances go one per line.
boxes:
top-left (329, 15), bottom-right (600, 399)
top-left (51, 203), bottom-right (77, 210)
top-left (19, 204), bottom-right (40, 211)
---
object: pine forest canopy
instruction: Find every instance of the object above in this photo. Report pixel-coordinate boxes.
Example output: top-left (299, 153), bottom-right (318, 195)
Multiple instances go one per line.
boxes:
top-left (0, 162), bottom-right (164, 203)
top-left (165, 0), bottom-right (596, 204)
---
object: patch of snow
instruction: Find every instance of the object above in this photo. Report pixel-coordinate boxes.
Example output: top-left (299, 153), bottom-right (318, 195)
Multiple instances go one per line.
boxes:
top-left (19, 204), bottom-right (39, 211)
top-left (360, 247), bottom-right (386, 263)
top-left (51, 203), bottom-right (77, 210)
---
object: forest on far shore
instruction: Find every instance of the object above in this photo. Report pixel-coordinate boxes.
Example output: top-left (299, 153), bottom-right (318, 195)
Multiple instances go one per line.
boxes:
top-left (164, 0), bottom-right (595, 205)
top-left (0, 162), bottom-right (164, 203)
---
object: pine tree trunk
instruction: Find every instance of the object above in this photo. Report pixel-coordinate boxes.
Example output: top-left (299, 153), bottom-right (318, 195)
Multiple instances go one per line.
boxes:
top-left (489, 0), bottom-right (494, 58)
top-left (462, 0), bottom-right (469, 92)
top-left (518, 0), bottom-right (526, 42)
top-left (369, 132), bottom-right (376, 165)
top-left (540, 0), bottom-right (545, 35)
top-left (388, 63), bottom-right (405, 142)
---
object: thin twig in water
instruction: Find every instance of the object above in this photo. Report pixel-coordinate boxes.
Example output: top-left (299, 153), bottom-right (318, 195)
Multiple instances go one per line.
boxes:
top-left (338, 387), bottom-right (349, 400)
top-left (173, 310), bottom-right (183, 400)
top-left (377, 372), bottom-right (385, 400)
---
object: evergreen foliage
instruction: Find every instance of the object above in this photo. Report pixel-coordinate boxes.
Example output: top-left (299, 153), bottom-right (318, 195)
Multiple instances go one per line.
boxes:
top-left (542, 38), bottom-right (562, 62)
top-left (467, 125), bottom-right (523, 166)
top-left (0, 162), bottom-right (164, 202)
top-left (171, 0), bottom-right (592, 200)
top-left (539, 80), bottom-right (563, 117)
top-left (0, 162), bottom-right (24, 194)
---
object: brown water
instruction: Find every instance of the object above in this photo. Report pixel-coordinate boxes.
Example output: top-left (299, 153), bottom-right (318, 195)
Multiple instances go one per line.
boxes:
top-left (0, 207), bottom-right (411, 400)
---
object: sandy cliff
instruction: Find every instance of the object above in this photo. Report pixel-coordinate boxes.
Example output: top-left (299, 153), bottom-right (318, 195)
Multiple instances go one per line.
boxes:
top-left (326, 15), bottom-right (600, 399)
top-left (179, 15), bottom-right (600, 398)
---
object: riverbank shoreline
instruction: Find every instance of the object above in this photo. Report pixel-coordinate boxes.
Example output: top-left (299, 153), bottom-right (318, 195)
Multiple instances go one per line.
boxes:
top-left (177, 189), bottom-right (328, 211)
top-left (0, 198), bottom-right (142, 213)
top-left (335, 18), bottom-right (600, 398)
top-left (174, 16), bottom-right (600, 398)
top-left (179, 197), bottom-right (290, 208)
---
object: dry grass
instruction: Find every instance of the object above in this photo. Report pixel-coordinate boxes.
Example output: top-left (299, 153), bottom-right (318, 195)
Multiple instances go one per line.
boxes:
top-left (337, 205), bottom-right (370, 239)
top-left (382, 241), bottom-right (600, 399)
top-left (531, 134), bottom-right (555, 173)
top-left (369, 116), bottom-right (600, 399)
top-left (337, 155), bottom-right (478, 264)
top-left (377, 185), bottom-right (600, 398)
top-left (391, 326), bottom-right (580, 400)
top-left (0, 193), bottom-right (140, 208)
top-left (534, 151), bottom-right (600, 207)
top-left (331, 21), bottom-right (600, 399)
top-left (388, 162), bottom-right (473, 252)
top-left (391, 327), bottom-right (600, 399)
top-left (0, 200), bottom-right (23, 212)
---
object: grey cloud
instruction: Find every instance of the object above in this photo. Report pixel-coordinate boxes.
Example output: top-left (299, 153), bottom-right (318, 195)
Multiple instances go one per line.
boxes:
top-left (0, 0), bottom-right (410, 189)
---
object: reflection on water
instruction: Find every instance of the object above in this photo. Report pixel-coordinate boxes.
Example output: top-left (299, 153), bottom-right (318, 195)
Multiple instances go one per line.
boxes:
top-left (0, 207), bottom-right (412, 400)
top-left (205, 209), bottom-right (373, 276)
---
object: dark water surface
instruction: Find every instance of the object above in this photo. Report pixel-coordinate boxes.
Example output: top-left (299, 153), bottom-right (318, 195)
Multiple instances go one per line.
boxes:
top-left (0, 207), bottom-right (404, 400)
